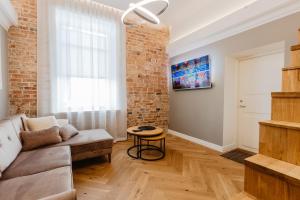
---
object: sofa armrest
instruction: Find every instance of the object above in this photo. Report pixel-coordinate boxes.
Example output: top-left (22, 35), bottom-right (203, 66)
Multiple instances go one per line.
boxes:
top-left (38, 190), bottom-right (76, 200)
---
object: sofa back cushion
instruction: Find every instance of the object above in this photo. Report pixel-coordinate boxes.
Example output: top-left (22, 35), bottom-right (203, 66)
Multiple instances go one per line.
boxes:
top-left (10, 114), bottom-right (27, 140)
top-left (26, 116), bottom-right (59, 131)
top-left (0, 120), bottom-right (22, 172)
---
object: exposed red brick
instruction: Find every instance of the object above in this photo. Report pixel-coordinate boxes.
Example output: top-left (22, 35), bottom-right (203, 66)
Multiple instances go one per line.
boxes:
top-left (126, 25), bottom-right (170, 130)
top-left (8, 0), bottom-right (37, 116)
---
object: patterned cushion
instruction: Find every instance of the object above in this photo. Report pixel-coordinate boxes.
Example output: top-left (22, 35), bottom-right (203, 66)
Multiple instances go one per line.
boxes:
top-left (0, 120), bottom-right (22, 172)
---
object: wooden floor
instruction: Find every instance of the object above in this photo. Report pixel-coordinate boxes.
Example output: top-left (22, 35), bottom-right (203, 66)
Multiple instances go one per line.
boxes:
top-left (73, 135), bottom-right (245, 200)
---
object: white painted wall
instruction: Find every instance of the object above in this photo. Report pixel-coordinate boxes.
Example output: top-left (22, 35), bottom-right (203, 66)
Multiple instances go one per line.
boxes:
top-left (169, 13), bottom-right (300, 148)
top-left (0, 26), bottom-right (8, 119)
top-left (222, 57), bottom-right (239, 151)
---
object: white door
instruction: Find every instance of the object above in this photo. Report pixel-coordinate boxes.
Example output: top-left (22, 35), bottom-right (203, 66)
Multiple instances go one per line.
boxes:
top-left (238, 52), bottom-right (284, 152)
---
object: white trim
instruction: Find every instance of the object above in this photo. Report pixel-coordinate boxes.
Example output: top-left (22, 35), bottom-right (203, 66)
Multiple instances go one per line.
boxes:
top-left (168, 129), bottom-right (225, 152)
top-left (0, 0), bottom-right (18, 31)
top-left (222, 144), bottom-right (238, 153)
top-left (168, 0), bottom-right (300, 58)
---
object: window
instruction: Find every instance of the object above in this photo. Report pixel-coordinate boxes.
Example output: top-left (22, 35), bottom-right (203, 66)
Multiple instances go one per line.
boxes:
top-left (52, 7), bottom-right (120, 112)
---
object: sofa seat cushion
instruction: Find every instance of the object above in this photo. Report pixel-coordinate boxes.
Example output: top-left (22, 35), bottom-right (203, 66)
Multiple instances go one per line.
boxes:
top-left (55, 129), bottom-right (113, 147)
top-left (2, 146), bottom-right (71, 180)
top-left (0, 120), bottom-right (22, 173)
top-left (0, 166), bottom-right (73, 200)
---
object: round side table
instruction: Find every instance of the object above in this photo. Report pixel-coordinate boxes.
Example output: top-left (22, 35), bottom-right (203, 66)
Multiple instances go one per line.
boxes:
top-left (127, 126), bottom-right (163, 160)
top-left (140, 133), bottom-right (166, 161)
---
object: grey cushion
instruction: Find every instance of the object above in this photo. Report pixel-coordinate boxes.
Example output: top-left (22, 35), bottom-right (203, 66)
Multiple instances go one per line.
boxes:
top-left (0, 166), bottom-right (73, 200)
top-left (54, 129), bottom-right (113, 147)
top-left (21, 126), bottom-right (62, 151)
top-left (59, 124), bottom-right (79, 141)
top-left (0, 120), bottom-right (22, 173)
top-left (2, 146), bottom-right (71, 180)
top-left (9, 114), bottom-right (26, 140)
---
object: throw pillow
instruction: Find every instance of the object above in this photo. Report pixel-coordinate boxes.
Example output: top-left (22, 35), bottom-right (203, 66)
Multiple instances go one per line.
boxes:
top-left (21, 126), bottom-right (62, 151)
top-left (21, 116), bottom-right (30, 131)
top-left (56, 119), bottom-right (69, 127)
top-left (59, 124), bottom-right (79, 141)
top-left (25, 116), bottom-right (59, 131)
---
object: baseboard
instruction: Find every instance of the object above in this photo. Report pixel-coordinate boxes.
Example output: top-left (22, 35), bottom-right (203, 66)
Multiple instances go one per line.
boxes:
top-left (222, 143), bottom-right (238, 153)
top-left (168, 129), bottom-right (225, 152)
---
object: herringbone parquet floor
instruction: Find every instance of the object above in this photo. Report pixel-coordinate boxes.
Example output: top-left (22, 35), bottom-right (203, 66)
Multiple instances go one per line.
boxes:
top-left (73, 134), bottom-right (245, 200)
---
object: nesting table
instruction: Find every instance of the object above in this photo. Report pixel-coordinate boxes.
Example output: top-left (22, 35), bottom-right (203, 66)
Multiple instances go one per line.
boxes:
top-left (127, 126), bottom-right (166, 161)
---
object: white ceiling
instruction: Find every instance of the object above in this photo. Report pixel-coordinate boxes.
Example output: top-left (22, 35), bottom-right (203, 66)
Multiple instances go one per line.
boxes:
top-left (94, 0), bottom-right (258, 41)
top-left (94, 0), bottom-right (300, 57)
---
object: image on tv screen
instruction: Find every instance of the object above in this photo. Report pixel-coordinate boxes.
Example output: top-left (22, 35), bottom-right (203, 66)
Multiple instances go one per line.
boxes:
top-left (171, 55), bottom-right (212, 90)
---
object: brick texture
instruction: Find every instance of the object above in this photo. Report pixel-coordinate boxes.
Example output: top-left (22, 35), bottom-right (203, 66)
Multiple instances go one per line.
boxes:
top-left (126, 25), bottom-right (170, 129)
top-left (8, 0), bottom-right (37, 116)
top-left (8, 0), bottom-right (170, 129)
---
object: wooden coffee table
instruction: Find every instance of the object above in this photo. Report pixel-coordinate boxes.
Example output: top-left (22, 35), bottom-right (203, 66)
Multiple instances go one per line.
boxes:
top-left (127, 126), bottom-right (164, 160)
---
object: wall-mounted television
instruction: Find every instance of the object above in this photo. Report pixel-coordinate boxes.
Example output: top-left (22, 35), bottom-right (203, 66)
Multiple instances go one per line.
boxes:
top-left (171, 55), bottom-right (212, 90)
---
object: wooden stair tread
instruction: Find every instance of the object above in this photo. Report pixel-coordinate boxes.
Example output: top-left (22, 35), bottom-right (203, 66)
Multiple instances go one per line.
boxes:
top-left (282, 66), bottom-right (300, 71)
top-left (291, 44), bottom-right (300, 51)
top-left (230, 192), bottom-right (256, 200)
top-left (272, 92), bottom-right (300, 98)
top-left (260, 120), bottom-right (300, 130)
top-left (245, 154), bottom-right (300, 185)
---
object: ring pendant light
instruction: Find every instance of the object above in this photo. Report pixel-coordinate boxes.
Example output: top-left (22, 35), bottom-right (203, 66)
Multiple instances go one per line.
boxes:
top-left (121, 0), bottom-right (169, 26)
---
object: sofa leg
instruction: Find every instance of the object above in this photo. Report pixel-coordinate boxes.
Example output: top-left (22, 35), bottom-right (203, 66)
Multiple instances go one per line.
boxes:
top-left (107, 153), bottom-right (111, 163)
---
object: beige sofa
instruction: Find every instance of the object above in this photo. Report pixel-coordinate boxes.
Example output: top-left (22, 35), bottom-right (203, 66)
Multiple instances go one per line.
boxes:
top-left (0, 114), bottom-right (113, 200)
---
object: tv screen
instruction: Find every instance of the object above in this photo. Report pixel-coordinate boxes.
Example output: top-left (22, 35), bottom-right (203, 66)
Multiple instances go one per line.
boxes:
top-left (171, 55), bottom-right (212, 90)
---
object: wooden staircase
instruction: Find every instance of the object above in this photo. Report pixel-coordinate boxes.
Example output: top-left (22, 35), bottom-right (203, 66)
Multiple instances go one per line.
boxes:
top-left (232, 29), bottom-right (300, 200)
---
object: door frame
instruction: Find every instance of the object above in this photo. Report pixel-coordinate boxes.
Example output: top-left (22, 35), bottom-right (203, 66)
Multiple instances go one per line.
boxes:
top-left (222, 41), bottom-right (285, 153)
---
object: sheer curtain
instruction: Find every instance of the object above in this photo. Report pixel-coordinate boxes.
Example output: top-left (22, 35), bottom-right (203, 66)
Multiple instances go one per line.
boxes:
top-left (38, 0), bottom-right (127, 140)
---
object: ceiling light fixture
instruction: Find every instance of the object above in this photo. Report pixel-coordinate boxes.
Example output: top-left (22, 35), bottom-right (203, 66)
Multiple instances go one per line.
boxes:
top-left (122, 0), bottom-right (169, 26)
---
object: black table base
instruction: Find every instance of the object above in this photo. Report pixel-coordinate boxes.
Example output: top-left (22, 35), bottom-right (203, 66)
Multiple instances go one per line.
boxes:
top-left (127, 134), bottom-right (165, 161)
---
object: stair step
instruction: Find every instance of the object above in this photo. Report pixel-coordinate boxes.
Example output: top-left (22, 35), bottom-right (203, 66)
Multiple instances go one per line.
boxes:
top-left (282, 66), bottom-right (300, 71)
top-left (291, 48), bottom-right (300, 66)
top-left (272, 92), bottom-right (300, 122)
top-left (291, 44), bottom-right (300, 51)
top-left (272, 92), bottom-right (300, 98)
top-left (245, 154), bottom-right (300, 200)
top-left (245, 154), bottom-right (300, 185)
top-left (282, 66), bottom-right (300, 92)
top-left (259, 120), bottom-right (300, 165)
top-left (230, 192), bottom-right (256, 200)
top-left (260, 120), bottom-right (300, 130)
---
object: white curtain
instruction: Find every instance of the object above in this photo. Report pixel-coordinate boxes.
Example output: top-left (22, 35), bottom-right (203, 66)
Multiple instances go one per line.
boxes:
top-left (38, 0), bottom-right (127, 140)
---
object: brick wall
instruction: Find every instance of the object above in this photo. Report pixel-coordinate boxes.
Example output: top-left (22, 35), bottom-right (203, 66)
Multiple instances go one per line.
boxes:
top-left (8, 0), bottom-right (170, 128)
top-left (8, 0), bottom-right (37, 116)
top-left (126, 25), bottom-right (170, 129)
